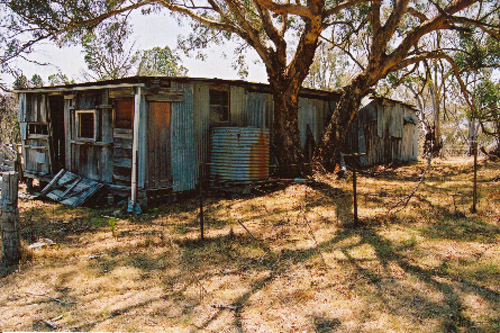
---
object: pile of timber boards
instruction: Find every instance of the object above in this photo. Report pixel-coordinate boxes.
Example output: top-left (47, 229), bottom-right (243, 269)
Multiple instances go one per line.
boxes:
top-left (40, 169), bottom-right (104, 207)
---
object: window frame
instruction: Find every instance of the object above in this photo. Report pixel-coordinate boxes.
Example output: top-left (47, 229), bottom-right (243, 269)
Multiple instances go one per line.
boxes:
top-left (75, 109), bottom-right (97, 142)
top-left (209, 85), bottom-right (230, 125)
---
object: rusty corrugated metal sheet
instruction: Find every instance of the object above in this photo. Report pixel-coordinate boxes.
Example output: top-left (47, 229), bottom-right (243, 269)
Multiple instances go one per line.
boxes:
top-left (210, 127), bottom-right (269, 181)
top-left (171, 82), bottom-right (196, 192)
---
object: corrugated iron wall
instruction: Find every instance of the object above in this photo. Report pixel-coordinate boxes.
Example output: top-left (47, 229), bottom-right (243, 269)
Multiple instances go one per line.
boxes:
top-left (347, 100), bottom-right (419, 165)
top-left (246, 92), bottom-right (273, 128)
top-left (230, 85), bottom-right (246, 126)
top-left (171, 82), bottom-right (196, 192)
top-left (193, 82), bottom-right (210, 184)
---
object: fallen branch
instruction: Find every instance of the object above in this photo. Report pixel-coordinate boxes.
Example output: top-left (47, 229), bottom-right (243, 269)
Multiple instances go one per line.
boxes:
top-left (237, 220), bottom-right (259, 241)
top-left (43, 319), bottom-right (57, 330)
top-left (26, 291), bottom-right (76, 305)
top-left (389, 152), bottom-right (433, 214)
top-left (211, 304), bottom-right (242, 310)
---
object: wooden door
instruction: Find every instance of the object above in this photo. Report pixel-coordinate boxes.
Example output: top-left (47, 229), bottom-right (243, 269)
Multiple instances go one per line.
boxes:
top-left (147, 102), bottom-right (172, 189)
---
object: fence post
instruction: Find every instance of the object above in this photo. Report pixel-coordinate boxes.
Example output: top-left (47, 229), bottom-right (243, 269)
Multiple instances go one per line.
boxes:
top-left (1, 171), bottom-right (20, 266)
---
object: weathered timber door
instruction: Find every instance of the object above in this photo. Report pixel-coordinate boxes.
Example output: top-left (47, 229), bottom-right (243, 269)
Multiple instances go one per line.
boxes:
top-left (147, 102), bottom-right (172, 189)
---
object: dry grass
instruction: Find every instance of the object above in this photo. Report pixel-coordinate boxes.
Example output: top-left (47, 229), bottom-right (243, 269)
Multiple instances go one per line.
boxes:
top-left (1, 157), bottom-right (499, 332)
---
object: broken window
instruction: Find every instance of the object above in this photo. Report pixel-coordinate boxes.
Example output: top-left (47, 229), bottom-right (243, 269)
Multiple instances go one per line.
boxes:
top-left (76, 110), bottom-right (96, 140)
top-left (28, 123), bottom-right (48, 135)
top-left (209, 87), bottom-right (229, 125)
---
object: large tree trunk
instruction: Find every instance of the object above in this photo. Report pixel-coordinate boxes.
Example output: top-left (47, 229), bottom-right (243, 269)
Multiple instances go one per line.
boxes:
top-left (270, 86), bottom-right (306, 177)
top-left (314, 79), bottom-right (367, 171)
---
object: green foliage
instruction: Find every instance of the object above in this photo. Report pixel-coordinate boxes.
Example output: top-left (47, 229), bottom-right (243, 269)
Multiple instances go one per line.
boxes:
top-left (12, 74), bottom-right (28, 89)
top-left (81, 19), bottom-right (137, 80)
top-left (29, 73), bottom-right (43, 87)
top-left (47, 72), bottom-right (75, 86)
top-left (136, 46), bottom-right (187, 77)
top-left (0, 93), bottom-right (19, 144)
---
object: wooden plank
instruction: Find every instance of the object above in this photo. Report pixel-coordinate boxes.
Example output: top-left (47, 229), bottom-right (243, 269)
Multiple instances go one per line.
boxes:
top-left (64, 98), bottom-right (72, 170)
top-left (147, 101), bottom-right (171, 189)
top-left (113, 157), bottom-right (132, 168)
top-left (145, 88), bottom-right (184, 102)
top-left (40, 169), bottom-right (104, 207)
top-left (39, 169), bottom-right (66, 195)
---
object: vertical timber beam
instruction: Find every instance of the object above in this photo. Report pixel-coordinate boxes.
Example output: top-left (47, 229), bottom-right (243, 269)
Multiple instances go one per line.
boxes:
top-left (128, 87), bottom-right (142, 214)
top-left (1, 172), bottom-right (20, 266)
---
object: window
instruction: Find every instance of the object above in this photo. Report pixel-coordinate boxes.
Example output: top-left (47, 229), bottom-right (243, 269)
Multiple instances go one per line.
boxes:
top-left (76, 110), bottom-right (96, 140)
top-left (209, 87), bottom-right (229, 125)
top-left (28, 124), bottom-right (48, 135)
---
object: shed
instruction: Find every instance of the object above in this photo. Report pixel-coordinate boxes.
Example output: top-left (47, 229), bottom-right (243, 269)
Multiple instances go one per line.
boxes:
top-left (15, 76), bottom-right (333, 208)
top-left (16, 77), bottom-right (418, 208)
top-left (345, 97), bottom-right (419, 166)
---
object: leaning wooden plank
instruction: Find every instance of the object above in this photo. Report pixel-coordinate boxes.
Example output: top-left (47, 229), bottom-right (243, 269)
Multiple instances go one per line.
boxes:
top-left (63, 183), bottom-right (104, 207)
top-left (59, 178), bottom-right (82, 199)
top-left (40, 169), bottom-right (66, 196)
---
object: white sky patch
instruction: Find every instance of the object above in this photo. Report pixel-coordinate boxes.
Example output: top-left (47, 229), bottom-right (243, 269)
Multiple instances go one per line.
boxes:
top-left (5, 10), bottom-right (268, 87)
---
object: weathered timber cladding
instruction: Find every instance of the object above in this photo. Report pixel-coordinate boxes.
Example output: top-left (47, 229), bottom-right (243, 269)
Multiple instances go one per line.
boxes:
top-left (22, 94), bottom-right (50, 176)
top-left (146, 102), bottom-right (172, 189)
top-left (70, 91), bottom-right (114, 182)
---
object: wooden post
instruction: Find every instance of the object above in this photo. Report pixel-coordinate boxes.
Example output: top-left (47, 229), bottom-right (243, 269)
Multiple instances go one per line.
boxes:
top-left (128, 87), bottom-right (142, 214)
top-left (472, 141), bottom-right (478, 213)
top-left (199, 163), bottom-right (204, 240)
top-left (1, 172), bottom-right (20, 266)
top-left (353, 168), bottom-right (358, 227)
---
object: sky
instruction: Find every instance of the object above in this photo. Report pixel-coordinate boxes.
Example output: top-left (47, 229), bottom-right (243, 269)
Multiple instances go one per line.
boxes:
top-left (5, 10), bottom-right (269, 88)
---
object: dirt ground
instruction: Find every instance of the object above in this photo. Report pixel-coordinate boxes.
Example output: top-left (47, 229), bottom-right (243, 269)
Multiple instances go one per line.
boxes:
top-left (0, 157), bottom-right (499, 332)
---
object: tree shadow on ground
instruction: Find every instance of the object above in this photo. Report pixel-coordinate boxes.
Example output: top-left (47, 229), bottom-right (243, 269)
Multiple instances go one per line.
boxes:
top-left (11, 174), bottom-right (500, 331)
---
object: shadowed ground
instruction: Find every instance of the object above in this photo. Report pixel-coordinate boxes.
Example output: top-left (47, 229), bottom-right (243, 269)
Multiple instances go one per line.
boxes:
top-left (0, 157), bottom-right (499, 332)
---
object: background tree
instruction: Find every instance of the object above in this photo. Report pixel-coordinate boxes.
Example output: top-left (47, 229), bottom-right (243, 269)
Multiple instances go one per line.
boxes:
top-left (1, 0), bottom-right (368, 177)
top-left (0, 93), bottom-right (19, 144)
top-left (312, 0), bottom-right (500, 169)
top-left (47, 72), bottom-right (75, 86)
top-left (136, 46), bottom-right (187, 76)
top-left (2, 0), bottom-right (499, 174)
top-left (12, 74), bottom-right (28, 90)
top-left (29, 73), bottom-right (43, 87)
top-left (81, 19), bottom-right (137, 81)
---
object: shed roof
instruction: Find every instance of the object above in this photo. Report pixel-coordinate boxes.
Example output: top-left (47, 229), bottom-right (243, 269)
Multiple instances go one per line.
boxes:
top-left (14, 75), bottom-right (340, 100)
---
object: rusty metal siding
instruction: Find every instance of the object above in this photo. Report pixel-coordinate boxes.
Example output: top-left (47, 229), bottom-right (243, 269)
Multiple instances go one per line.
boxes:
top-left (193, 82), bottom-right (210, 184)
top-left (230, 85), bottom-right (246, 126)
top-left (347, 100), bottom-right (418, 166)
top-left (210, 127), bottom-right (269, 181)
top-left (171, 82), bottom-right (196, 192)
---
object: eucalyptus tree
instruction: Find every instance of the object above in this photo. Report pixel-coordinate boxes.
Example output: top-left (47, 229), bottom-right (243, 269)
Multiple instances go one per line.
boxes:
top-left (1, 0), bottom-right (499, 174)
top-left (0, 0), bottom-right (368, 176)
top-left (311, 0), bottom-right (500, 169)
top-left (136, 46), bottom-right (188, 76)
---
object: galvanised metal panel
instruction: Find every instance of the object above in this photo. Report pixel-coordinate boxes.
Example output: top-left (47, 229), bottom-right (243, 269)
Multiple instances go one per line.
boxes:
top-left (171, 82), bottom-right (196, 192)
top-left (246, 92), bottom-right (269, 128)
top-left (230, 85), bottom-right (246, 126)
top-left (193, 82), bottom-right (210, 184)
top-left (298, 98), bottom-right (316, 149)
top-left (210, 127), bottom-right (269, 181)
